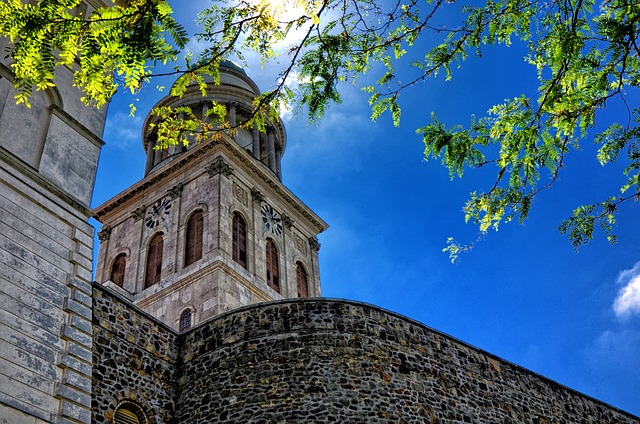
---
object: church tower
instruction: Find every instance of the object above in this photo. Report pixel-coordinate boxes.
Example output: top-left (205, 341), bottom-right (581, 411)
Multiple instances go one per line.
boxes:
top-left (94, 62), bottom-right (328, 331)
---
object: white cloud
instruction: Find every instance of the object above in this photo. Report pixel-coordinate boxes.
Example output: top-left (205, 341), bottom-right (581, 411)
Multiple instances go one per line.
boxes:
top-left (613, 262), bottom-right (640, 318)
top-left (103, 112), bottom-right (144, 150)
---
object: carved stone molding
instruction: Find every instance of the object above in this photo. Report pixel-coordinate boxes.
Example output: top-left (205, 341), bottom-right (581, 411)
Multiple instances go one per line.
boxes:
top-left (206, 157), bottom-right (234, 177)
top-left (282, 215), bottom-right (294, 229)
top-left (97, 226), bottom-right (112, 242)
top-left (234, 183), bottom-right (248, 206)
top-left (309, 236), bottom-right (321, 252)
top-left (131, 205), bottom-right (146, 221)
top-left (295, 234), bottom-right (307, 254)
top-left (167, 183), bottom-right (184, 199)
top-left (251, 187), bottom-right (264, 202)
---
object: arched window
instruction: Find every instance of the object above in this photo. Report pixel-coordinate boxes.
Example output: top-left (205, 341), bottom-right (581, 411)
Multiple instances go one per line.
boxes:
top-left (296, 262), bottom-right (309, 298)
top-left (144, 233), bottom-right (163, 289)
top-left (266, 238), bottom-right (279, 292)
top-left (184, 210), bottom-right (203, 267)
top-left (110, 253), bottom-right (126, 287)
top-left (114, 401), bottom-right (147, 424)
top-left (179, 308), bottom-right (192, 333)
top-left (232, 212), bottom-right (247, 268)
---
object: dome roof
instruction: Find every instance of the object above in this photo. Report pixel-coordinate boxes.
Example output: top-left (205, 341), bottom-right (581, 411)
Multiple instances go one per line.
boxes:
top-left (170, 59), bottom-right (259, 95)
top-left (142, 59), bottom-right (287, 179)
top-left (220, 60), bottom-right (246, 75)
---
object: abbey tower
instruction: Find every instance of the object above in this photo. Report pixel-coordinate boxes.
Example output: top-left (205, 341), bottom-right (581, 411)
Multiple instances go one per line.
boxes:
top-left (93, 62), bottom-right (328, 332)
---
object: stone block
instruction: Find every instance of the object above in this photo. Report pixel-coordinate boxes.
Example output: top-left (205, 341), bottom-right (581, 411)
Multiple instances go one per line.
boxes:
top-left (63, 298), bottom-right (91, 320)
top-left (60, 322), bottom-right (92, 348)
top-left (59, 399), bottom-right (91, 423)
top-left (58, 353), bottom-right (91, 377)
top-left (62, 368), bottom-right (91, 393)
top-left (67, 276), bottom-right (91, 295)
top-left (71, 287), bottom-right (91, 308)
top-left (0, 403), bottom-right (42, 424)
top-left (39, 115), bottom-right (100, 207)
top-left (55, 383), bottom-right (91, 408)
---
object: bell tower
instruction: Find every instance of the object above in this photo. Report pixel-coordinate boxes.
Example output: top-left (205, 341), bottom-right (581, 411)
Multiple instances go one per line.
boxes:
top-left (94, 62), bottom-right (328, 331)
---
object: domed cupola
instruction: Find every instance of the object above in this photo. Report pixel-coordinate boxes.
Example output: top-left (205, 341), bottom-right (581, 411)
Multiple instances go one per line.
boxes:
top-left (142, 60), bottom-right (287, 180)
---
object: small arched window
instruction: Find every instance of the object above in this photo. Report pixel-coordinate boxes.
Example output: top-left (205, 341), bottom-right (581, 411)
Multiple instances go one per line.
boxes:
top-left (184, 210), bottom-right (203, 267)
top-left (232, 212), bottom-right (247, 268)
top-left (144, 233), bottom-right (164, 289)
top-left (296, 262), bottom-right (309, 298)
top-left (114, 401), bottom-right (147, 424)
top-left (110, 253), bottom-right (126, 287)
top-left (266, 238), bottom-right (279, 293)
top-left (179, 308), bottom-right (192, 333)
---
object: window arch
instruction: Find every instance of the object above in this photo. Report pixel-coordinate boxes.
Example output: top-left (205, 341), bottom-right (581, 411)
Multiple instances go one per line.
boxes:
top-left (232, 212), bottom-right (247, 268)
top-left (144, 233), bottom-right (164, 289)
top-left (114, 401), bottom-right (147, 424)
top-left (110, 253), bottom-right (126, 287)
top-left (266, 238), bottom-right (279, 293)
top-left (184, 209), bottom-right (203, 267)
top-left (179, 308), bottom-right (192, 333)
top-left (296, 262), bottom-right (309, 298)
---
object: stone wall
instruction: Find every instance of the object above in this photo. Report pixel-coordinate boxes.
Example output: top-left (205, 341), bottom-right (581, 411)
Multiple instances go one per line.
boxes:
top-left (176, 299), bottom-right (640, 424)
top-left (0, 155), bottom-right (95, 423)
top-left (92, 285), bottom-right (179, 424)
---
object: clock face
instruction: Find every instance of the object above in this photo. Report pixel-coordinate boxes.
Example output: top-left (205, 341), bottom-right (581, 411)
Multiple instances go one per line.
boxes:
top-left (146, 197), bottom-right (172, 229)
top-left (261, 203), bottom-right (283, 237)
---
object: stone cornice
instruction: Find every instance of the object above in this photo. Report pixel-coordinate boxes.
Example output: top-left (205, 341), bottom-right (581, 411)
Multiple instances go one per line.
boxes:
top-left (0, 146), bottom-right (92, 217)
top-left (93, 135), bottom-right (328, 234)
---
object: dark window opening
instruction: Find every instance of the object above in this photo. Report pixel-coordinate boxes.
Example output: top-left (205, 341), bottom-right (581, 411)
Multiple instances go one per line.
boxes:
top-left (185, 210), bottom-right (203, 267)
top-left (266, 238), bottom-right (280, 293)
top-left (296, 262), bottom-right (309, 298)
top-left (179, 308), bottom-right (192, 333)
top-left (114, 401), bottom-right (147, 424)
top-left (144, 233), bottom-right (164, 289)
top-left (110, 253), bottom-right (126, 287)
top-left (232, 212), bottom-right (247, 268)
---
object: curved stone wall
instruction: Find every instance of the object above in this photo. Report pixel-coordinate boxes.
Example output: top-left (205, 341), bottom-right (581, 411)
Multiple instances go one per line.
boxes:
top-left (176, 299), bottom-right (639, 423)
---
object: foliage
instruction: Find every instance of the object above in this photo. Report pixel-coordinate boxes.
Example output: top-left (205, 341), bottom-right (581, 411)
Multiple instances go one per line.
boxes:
top-left (2, 0), bottom-right (639, 258)
top-left (194, 0), bottom-right (639, 259)
top-left (0, 0), bottom-right (187, 107)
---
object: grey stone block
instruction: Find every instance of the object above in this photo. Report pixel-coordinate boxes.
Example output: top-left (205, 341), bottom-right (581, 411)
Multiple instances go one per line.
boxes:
top-left (69, 314), bottom-right (92, 335)
top-left (67, 341), bottom-right (92, 363)
top-left (55, 383), bottom-right (91, 408)
top-left (62, 369), bottom-right (91, 393)
top-left (58, 353), bottom-right (91, 377)
top-left (67, 276), bottom-right (91, 295)
top-left (71, 287), bottom-right (91, 308)
top-left (63, 298), bottom-right (91, 320)
top-left (59, 399), bottom-right (90, 423)
top-left (61, 324), bottom-right (92, 349)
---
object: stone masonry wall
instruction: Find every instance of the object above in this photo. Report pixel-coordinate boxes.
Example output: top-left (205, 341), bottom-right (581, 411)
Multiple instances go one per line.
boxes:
top-left (177, 299), bottom-right (640, 424)
top-left (0, 160), bottom-right (95, 424)
top-left (92, 285), bottom-right (179, 424)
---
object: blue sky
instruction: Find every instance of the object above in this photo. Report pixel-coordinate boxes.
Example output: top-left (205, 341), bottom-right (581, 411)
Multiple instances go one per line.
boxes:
top-left (92, 1), bottom-right (640, 416)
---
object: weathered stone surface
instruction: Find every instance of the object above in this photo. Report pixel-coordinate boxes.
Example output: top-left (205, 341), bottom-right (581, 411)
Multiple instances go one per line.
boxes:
top-left (92, 287), bottom-right (639, 424)
top-left (92, 285), bottom-right (179, 424)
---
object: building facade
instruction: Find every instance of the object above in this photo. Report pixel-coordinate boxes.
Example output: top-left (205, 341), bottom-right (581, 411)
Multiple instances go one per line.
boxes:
top-left (0, 0), bottom-right (112, 421)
